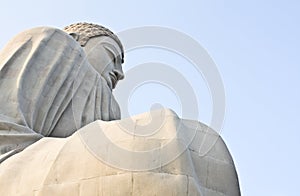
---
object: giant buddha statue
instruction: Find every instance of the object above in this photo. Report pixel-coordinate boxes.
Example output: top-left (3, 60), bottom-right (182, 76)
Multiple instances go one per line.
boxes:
top-left (0, 22), bottom-right (240, 196)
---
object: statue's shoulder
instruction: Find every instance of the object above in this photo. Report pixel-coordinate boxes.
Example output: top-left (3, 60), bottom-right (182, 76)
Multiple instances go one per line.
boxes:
top-left (6, 26), bottom-right (78, 48)
top-left (17, 26), bottom-right (67, 37)
top-left (0, 26), bottom-right (84, 60)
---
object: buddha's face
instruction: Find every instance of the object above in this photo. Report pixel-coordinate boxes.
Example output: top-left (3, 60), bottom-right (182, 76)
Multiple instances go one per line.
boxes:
top-left (83, 36), bottom-right (124, 90)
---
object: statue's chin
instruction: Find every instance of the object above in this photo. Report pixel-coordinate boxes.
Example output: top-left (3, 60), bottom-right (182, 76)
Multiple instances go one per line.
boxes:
top-left (104, 77), bottom-right (113, 90)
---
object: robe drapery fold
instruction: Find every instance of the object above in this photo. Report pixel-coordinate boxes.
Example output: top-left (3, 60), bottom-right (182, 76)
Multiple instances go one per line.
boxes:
top-left (0, 27), bottom-right (120, 155)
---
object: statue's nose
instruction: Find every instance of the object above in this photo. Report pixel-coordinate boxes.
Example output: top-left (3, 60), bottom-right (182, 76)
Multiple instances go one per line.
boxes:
top-left (114, 69), bottom-right (124, 81)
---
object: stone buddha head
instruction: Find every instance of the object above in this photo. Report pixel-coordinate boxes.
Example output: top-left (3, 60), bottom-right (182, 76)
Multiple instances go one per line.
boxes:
top-left (63, 22), bottom-right (124, 90)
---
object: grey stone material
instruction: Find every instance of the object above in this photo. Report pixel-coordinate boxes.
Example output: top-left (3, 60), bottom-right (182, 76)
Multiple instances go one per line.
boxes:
top-left (0, 23), bottom-right (240, 195)
top-left (63, 22), bottom-right (124, 63)
top-left (0, 25), bottom-right (124, 158)
top-left (0, 108), bottom-right (240, 195)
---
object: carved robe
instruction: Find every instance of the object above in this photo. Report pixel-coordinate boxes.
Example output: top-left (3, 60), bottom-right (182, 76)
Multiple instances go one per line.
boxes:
top-left (0, 27), bottom-right (120, 157)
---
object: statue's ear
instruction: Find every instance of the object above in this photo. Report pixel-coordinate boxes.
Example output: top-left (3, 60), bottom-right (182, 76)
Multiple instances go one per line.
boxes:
top-left (69, 32), bottom-right (79, 41)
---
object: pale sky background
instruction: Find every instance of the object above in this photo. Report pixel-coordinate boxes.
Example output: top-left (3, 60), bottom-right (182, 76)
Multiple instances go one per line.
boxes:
top-left (1, 0), bottom-right (299, 195)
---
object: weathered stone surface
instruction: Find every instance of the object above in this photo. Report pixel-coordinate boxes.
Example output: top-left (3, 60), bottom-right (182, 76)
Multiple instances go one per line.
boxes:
top-left (0, 109), bottom-right (240, 196)
top-left (0, 22), bottom-right (240, 196)
top-left (0, 25), bottom-right (124, 157)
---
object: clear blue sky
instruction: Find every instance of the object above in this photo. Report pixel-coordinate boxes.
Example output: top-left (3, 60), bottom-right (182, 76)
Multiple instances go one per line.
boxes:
top-left (1, 0), bottom-right (299, 195)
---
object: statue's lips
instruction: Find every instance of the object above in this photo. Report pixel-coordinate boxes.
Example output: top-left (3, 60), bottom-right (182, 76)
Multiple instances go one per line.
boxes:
top-left (109, 72), bottom-right (117, 88)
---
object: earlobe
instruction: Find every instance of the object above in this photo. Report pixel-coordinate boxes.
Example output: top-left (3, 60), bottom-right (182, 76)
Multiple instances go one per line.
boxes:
top-left (69, 32), bottom-right (80, 41)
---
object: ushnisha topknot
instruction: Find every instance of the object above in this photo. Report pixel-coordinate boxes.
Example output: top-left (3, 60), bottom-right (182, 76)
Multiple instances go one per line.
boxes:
top-left (63, 22), bottom-right (124, 63)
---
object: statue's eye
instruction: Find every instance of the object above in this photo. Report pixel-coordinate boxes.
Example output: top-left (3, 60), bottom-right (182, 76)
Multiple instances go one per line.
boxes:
top-left (104, 48), bottom-right (115, 63)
